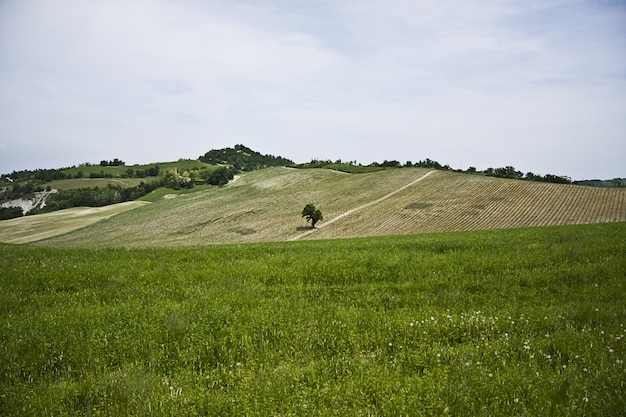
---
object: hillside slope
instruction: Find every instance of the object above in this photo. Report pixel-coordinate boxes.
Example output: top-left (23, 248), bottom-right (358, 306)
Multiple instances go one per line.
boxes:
top-left (30, 167), bottom-right (626, 247)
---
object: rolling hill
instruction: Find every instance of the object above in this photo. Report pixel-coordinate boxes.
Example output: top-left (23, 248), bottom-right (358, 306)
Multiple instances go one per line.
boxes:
top-left (2, 166), bottom-right (623, 247)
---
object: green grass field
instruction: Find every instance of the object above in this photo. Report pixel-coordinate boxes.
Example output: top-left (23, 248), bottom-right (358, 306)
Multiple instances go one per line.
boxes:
top-left (60, 159), bottom-right (211, 178)
top-left (1, 223), bottom-right (625, 416)
top-left (43, 177), bottom-right (151, 190)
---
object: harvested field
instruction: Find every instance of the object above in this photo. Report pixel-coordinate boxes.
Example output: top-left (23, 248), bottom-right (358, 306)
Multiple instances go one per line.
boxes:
top-left (304, 170), bottom-right (626, 240)
top-left (0, 201), bottom-right (148, 244)
top-left (7, 167), bottom-right (625, 247)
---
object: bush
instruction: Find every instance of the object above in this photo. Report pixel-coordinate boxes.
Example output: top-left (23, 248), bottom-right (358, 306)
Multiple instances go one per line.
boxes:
top-left (0, 206), bottom-right (23, 220)
top-left (207, 166), bottom-right (238, 186)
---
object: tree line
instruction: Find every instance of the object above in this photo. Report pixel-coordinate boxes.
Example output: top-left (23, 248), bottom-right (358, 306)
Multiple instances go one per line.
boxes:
top-left (0, 206), bottom-right (24, 220)
top-left (36, 182), bottom-right (159, 213)
top-left (3, 164), bottom-right (161, 183)
top-left (291, 159), bottom-right (572, 184)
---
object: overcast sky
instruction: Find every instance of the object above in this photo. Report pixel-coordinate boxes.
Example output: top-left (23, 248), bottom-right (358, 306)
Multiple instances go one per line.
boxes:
top-left (1, 0), bottom-right (625, 180)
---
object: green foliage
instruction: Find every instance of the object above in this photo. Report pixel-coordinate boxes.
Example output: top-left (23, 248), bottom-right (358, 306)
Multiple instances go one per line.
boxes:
top-left (99, 158), bottom-right (126, 167)
top-left (199, 144), bottom-right (293, 171)
top-left (206, 166), bottom-right (238, 186)
top-left (301, 203), bottom-right (323, 227)
top-left (40, 182), bottom-right (158, 211)
top-left (160, 169), bottom-right (194, 190)
top-left (0, 206), bottom-right (23, 220)
top-left (0, 223), bottom-right (624, 415)
top-left (0, 181), bottom-right (38, 202)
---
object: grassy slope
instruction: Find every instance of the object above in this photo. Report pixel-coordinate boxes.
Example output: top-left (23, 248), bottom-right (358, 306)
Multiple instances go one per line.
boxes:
top-left (0, 202), bottom-right (148, 244)
top-left (32, 167), bottom-right (626, 247)
top-left (59, 159), bottom-right (211, 177)
top-left (35, 167), bottom-right (433, 247)
top-left (1, 223), bottom-right (625, 415)
top-left (43, 177), bottom-right (150, 190)
top-left (37, 160), bottom-right (214, 191)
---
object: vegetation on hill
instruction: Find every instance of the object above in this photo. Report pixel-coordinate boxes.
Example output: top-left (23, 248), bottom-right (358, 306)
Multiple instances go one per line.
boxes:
top-left (1, 223), bottom-right (624, 415)
top-left (199, 144), bottom-right (293, 171)
top-left (290, 159), bottom-right (575, 184)
top-left (13, 167), bottom-right (622, 248)
top-left (0, 206), bottom-right (23, 220)
top-left (0, 145), bottom-right (290, 218)
top-left (39, 182), bottom-right (159, 212)
top-left (1, 144), bottom-right (623, 225)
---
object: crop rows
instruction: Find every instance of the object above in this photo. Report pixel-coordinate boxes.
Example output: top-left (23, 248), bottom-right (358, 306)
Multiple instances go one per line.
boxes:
top-left (308, 171), bottom-right (626, 240)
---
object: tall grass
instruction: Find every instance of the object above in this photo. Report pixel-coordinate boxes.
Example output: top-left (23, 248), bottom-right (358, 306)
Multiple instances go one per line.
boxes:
top-left (1, 223), bottom-right (625, 415)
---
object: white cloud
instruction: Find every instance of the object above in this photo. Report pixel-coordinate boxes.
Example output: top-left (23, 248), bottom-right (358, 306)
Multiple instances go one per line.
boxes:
top-left (0, 0), bottom-right (624, 179)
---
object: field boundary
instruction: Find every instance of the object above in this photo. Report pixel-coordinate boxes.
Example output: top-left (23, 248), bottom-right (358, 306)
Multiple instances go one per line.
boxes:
top-left (290, 170), bottom-right (435, 241)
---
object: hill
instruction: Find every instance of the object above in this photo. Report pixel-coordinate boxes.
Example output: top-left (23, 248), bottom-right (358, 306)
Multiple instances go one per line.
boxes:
top-left (199, 144), bottom-right (293, 170)
top-left (2, 166), bottom-right (622, 247)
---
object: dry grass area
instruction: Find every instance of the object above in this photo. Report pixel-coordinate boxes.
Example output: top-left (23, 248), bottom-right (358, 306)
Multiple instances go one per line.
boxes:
top-left (0, 201), bottom-right (148, 244)
top-left (36, 168), bottom-right (430, 247)
top-left (13, 167), bottom-right (626, 247)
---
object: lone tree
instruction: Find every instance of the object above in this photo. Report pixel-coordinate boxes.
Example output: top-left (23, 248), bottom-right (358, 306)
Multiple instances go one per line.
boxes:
top-left (301, 203), bottom-right (323, 228)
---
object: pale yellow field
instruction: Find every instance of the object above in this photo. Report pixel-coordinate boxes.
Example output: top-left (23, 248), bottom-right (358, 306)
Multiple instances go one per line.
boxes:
top-left (0, 201), bottom-right (148, 244)
top-left (5, 167), bottom-right (626, 247)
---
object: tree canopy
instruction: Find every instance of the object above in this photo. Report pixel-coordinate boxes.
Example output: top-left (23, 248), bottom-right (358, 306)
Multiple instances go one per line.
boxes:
top-left (302, 203), bottom-right (323, 228)
top-left (199, 144), bottom-right (293, 171)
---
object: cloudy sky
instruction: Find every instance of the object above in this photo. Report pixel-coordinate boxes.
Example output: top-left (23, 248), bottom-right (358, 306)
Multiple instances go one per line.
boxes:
top-left (1, 0), bottom-right (625, 180)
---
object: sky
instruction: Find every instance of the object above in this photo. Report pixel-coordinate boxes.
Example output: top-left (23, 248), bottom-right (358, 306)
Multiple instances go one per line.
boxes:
top-left (1, 0), bottom-right (625, 180)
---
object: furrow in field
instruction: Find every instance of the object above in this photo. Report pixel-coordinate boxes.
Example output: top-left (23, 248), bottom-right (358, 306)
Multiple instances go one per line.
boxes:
top-left (304, 171), bottom-right (626, 240)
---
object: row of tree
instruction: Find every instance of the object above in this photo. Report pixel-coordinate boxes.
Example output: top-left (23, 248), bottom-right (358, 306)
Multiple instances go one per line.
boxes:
top-left (100, 158), bottom-right (126, 166)
top-left (37, 182), bottom-right (159, 213)
top-left (0, 206), bottom-right (24, 220)
top-left (482, 167), bottom-right (571, 184)
top-left (3, 164), bottom-right (161, 183)
top-left (292, 159), bottom-right (571, 184)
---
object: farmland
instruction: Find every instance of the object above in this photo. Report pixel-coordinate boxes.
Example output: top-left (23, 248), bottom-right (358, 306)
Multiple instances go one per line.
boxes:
top-left (0, 202), bottom-right (148, 244)
top-left (1, 223), bottom-right (625, 415)
top-left (14, 166), bottom-right (626, 247)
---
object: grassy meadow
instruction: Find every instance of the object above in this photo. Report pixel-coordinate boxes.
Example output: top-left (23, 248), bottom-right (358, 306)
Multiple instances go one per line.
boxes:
top-left (1, 222), bottom-right (625, 415)
top-left (59, 159), bottom-right (211, 178)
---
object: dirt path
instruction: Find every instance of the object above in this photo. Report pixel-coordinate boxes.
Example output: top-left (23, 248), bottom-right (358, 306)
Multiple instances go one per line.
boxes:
top-left (289, 170), bottom-right (435, 241)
